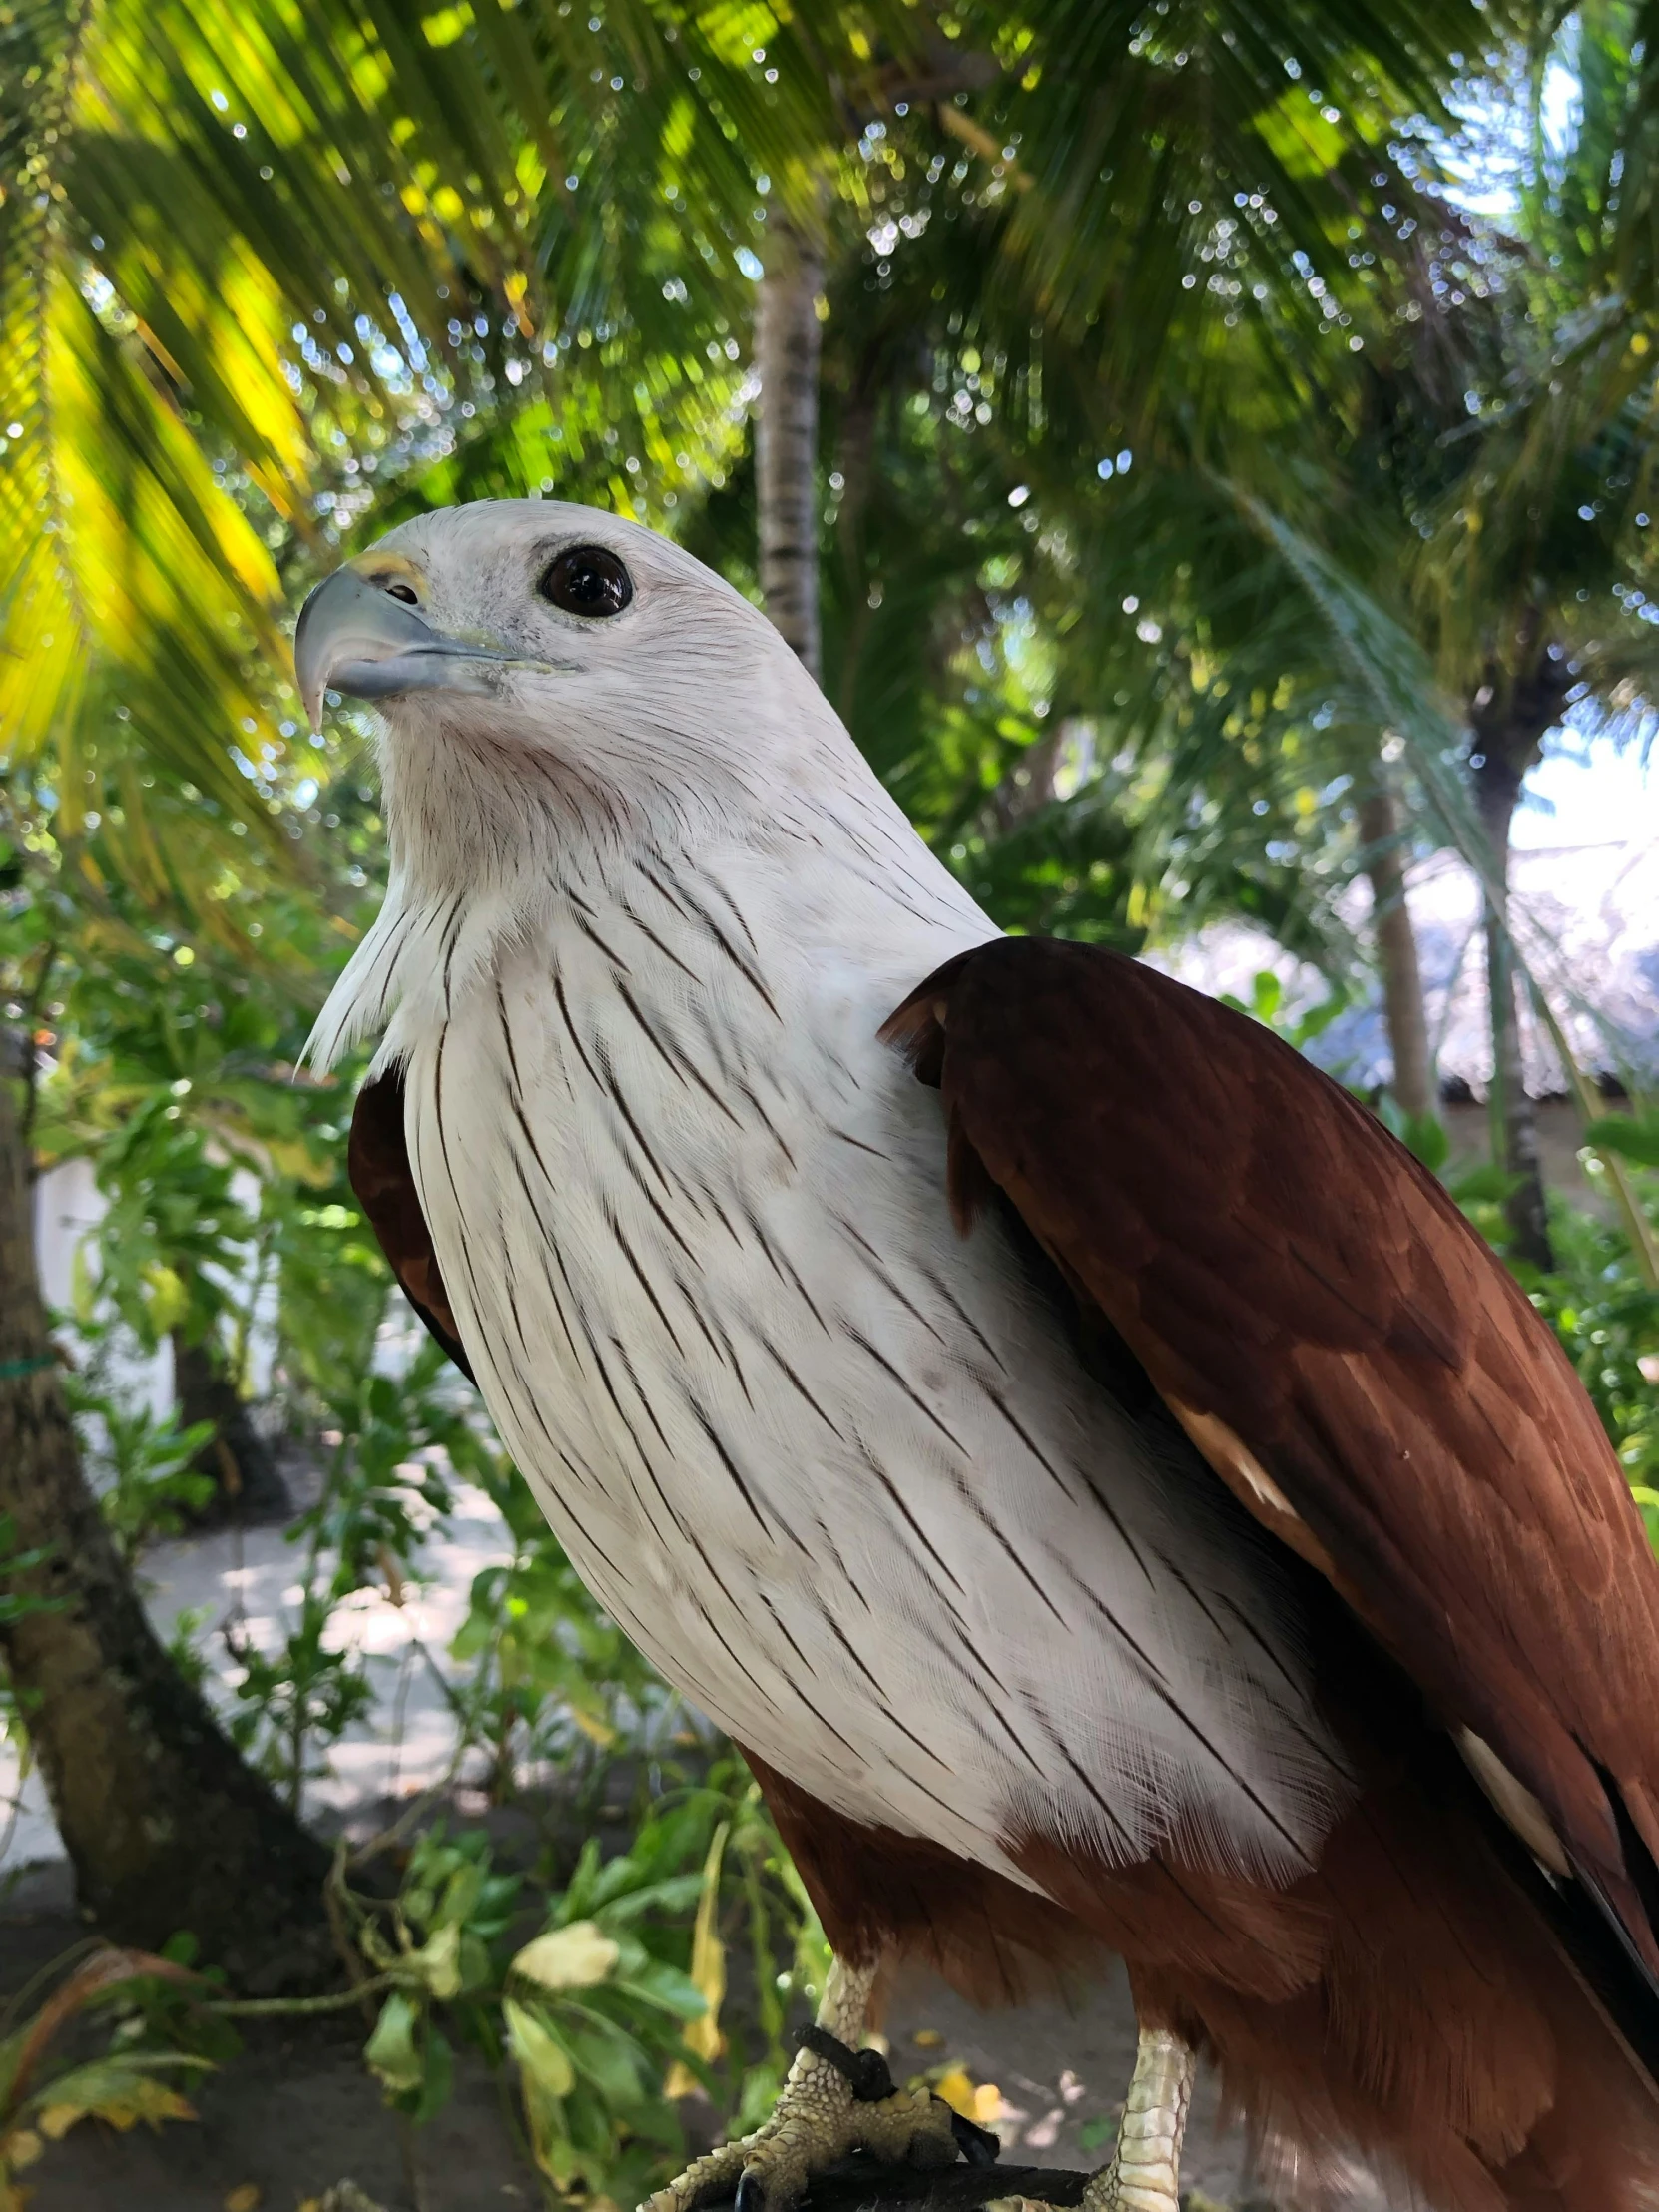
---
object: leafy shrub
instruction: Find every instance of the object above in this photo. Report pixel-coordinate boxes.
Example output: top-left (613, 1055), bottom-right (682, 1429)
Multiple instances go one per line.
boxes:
top-left (62, 1351), bottom-right (215, 1560)
top-left (0, 1947), bottom-right (214, 2211)
top-left (1525, 1170), bottom-right (1659, 1513)
top-left (331, 1764), bottom-right (826, 2205)
top-left (1452, 1141), bottom-right (1659, 1530)
top-left (223, 1347), bottom-right (460, 1814)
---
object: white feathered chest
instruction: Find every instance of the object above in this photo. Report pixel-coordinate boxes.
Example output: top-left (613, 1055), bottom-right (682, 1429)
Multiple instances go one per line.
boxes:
top-left (369, 833), bottom-right (1349, 1894)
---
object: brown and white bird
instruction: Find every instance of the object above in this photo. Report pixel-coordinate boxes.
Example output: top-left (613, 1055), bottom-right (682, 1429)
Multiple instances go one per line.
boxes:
top-left (296, 501), bottom-right (1659, 2212)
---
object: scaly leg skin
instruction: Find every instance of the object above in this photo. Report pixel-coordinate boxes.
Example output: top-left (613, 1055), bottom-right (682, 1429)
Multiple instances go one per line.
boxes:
top-left (1083, 2028), bottom-right (1195, 2212)
top-left (642, 1954), bottom-right (996, 2212)
top-left (997, 2027), bottom-right (1196, 2212)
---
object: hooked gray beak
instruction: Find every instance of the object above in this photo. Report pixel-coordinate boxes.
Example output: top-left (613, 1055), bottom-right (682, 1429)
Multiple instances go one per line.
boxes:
top-left (293, 556), bottom-right (566, 732)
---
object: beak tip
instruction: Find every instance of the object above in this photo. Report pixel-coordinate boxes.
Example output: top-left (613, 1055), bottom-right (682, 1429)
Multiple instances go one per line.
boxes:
top-left (293, 578), bottom-right (333, 737)
top-left (293, 561), bottom-right (435, 732)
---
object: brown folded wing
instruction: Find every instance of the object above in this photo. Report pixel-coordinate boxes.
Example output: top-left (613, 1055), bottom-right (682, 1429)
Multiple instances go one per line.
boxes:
top-left (883, 936), bottom-right (1659, 1973)
top-left (348, 1067), bottom-right (475, 1383)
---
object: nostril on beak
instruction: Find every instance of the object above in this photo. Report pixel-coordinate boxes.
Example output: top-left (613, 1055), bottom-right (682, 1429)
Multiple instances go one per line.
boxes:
top-left (380, 581), bottom-right (420, 606)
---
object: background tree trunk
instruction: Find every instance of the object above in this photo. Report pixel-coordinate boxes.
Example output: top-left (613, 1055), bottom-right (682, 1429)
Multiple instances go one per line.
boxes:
top-left (1471, 738), bottom-right (1554, 1272)
top-left (0, 1071), bottom-right (331, 1988)
top-left (1466, 625), bottom-right (1571, 1273)
top-left (756, 216), bottom-right (824, 683)
top-left (1357, 779), bottom-right (1434, 1122)
top-left (171, 1328), bottom-right (290, 1524)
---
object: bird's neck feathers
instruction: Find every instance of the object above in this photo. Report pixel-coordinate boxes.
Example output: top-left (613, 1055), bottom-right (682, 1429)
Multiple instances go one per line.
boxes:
top-left (307, 688), bottom-right (993, 1075)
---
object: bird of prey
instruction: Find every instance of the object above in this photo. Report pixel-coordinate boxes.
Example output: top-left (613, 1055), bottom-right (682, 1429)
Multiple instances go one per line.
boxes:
top-left (296, 502), bottom-right (1659, 2212)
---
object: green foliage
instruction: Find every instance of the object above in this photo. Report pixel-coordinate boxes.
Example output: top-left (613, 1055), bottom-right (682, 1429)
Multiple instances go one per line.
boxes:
top-left (0, 1517), bottom-right (59, 1633)
top-left (0, 1770), bottom-right (819, 2209)
top-left (501, 1836), bottom-right (714, 2198)
top-left (336, 1766), bottom-right (827, 2205)
top-left (355, 1824), bottom-right (523, 2124)
top-left (31, 899), bottom-right (386, 1391)
top-left (1524, 1173), bottom-right (1659, 1501)
top-left (0, 1946), bottom-right (214, 2211)
top-left (1586, 1111), bottom-right (1659, 1171)
top-left (301, 1353), bottom-right (461, 1598)
top-left (162, 1605), bottom-right (214, 1698)
top-left (223, 1347), bottom-right (461, 1815)
top-left (80, 1096), bottom-right (257, 1355)
top-left (1378, 1099), bottom-right (1452, 1175)
top-left (223, 1601), bottom-right (377, 1823)
top-left (62, 1358), bottom-right (216, 1561)
top-left (267, 1173), bottom-right (398, 1406)
top-left (1222, 967), bottom-right (1351, 1054)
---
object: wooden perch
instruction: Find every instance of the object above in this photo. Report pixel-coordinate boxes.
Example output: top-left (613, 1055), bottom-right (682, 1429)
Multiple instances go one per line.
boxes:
top-left (708, 2157), bottom-right (1092, 2212)
top-left (312, 2158), bottom-right (1094, 2212)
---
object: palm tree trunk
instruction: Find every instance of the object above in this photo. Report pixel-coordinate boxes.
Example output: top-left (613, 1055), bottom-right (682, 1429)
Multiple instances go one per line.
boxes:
top-left (0, 1069), bottom-right (331, 1987)
top-left (1357, 780), bottom-right (1433, 1122)
top-left (756, 216), bottom-right (824, 682)
top-left (171, 1327), bottom-right (290, 1524)
top-left (1471, 754), bottom-right (1554, 1272)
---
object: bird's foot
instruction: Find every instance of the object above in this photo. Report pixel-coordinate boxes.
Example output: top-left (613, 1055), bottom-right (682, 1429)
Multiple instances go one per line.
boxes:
top-left (642, 2023), bottom-right (998, 2212)
top-left (990, 2026), bottom-right (1194, 2212)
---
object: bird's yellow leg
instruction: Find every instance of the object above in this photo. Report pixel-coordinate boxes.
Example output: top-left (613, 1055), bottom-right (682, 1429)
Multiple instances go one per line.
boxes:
top-left (642, 1953), bottom-right (992, 2212)
top-left (996, 2026), bottom-right (1196, 2212)
top-left (1082, 2027), bottom-right (1195, 2212)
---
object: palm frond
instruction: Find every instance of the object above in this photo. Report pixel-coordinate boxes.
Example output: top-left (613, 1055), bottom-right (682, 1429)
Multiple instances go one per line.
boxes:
top-left (930, 0), bottom-right (1507, 429)
top-left (0, 9), bottom-right (292, 863)
top-left (1, 0), bottom-right (856, 911)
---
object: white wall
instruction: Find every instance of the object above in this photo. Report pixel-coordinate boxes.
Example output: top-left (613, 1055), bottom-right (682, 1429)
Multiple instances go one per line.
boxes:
top-left (32, 1156), bottom-right (173, 1420)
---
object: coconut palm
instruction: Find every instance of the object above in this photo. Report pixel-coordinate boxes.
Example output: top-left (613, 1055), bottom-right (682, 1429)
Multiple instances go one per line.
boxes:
top-left (768, 134), bottom-right (1477, 1111)
top-left (740, 0), bottom-right (1508, 679)
top-left (1022, 2), bottom-right (1659, 1282)
top-left (1410, 0), bottom-right (1659, 1268)
top-left (0, 0), bottom-right (1541, 1964)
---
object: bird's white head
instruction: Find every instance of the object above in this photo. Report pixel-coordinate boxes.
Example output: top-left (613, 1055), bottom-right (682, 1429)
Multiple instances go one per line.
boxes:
top-left (294, 499), bottom-right (859, 903)
top-left (297, 499), bottom-right (987, 1071)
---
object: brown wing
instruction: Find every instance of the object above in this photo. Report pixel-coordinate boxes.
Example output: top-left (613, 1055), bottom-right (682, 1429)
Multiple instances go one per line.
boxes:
top-left (883, 937), bottom-right (1659, 1973)
top-left (348, 1069), bottom-right (475, 1383)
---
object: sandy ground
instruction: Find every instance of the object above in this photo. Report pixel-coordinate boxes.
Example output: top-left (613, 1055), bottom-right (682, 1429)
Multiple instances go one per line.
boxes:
top-left (0, 1469), bottom-right (516, 1872)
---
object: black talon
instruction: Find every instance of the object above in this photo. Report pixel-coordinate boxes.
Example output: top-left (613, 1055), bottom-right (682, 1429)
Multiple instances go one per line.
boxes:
top-left (798, 2024), bottom-right (896, 2102)
top-left (734, 2171), bottom-right (765, 2212)
top-left (947, 2106), bottom-right (1003, 2168)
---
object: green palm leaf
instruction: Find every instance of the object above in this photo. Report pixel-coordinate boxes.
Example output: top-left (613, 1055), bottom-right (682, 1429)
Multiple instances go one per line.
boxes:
top-left (0, 0), bottom-right (850, 909)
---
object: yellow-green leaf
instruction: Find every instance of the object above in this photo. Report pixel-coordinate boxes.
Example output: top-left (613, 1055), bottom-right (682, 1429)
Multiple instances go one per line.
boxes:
top-left (510, 1921), bottom-right (619, 1992)
top-left (503, 1997), bottom-right (575, 2097)
top-left (407, 1921), bottom-right (462, 2001)
top-left (680, 1821), bottom-right (728, 2067)
top-left (363, 1993), bottom-right (423, 2096)
top-left (32, 2059), bottom-right (200, 2138)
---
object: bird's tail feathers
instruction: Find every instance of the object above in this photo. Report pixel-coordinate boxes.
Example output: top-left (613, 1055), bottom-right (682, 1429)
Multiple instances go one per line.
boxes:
top-left (1145, 1735), bottom-right (1659, 2212)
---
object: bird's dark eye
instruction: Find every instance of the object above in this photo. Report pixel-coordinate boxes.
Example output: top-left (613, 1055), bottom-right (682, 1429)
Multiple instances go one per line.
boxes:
top-left (539, 544), bottom-right (634, 618)
top-left (368, 570), bottom-right (420, 605)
